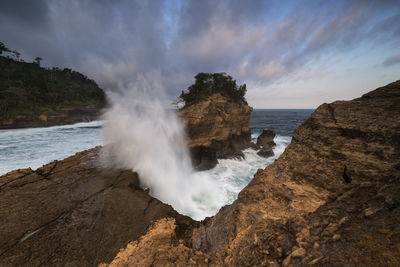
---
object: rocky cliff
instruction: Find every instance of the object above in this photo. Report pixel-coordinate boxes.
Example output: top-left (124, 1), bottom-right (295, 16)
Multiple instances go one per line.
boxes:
top-left (105, 80), bottom-right (400, 266)
top-left (0, 147), bottom-right (194, 266)
top-left (179, 93), bottom-right (253, 170)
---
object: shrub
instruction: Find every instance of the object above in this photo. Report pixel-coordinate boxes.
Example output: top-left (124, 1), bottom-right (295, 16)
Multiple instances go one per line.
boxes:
top-left (179, 72), bottom-right (247, 105)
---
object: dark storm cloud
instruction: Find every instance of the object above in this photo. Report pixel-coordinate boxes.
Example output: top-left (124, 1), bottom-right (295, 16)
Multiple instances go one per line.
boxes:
top-left (0, 0), bottom-right (61, 63)
top-left (0, 0), bottom-right (50, 28)
top-left (1, 0), bottom-right (399, 99)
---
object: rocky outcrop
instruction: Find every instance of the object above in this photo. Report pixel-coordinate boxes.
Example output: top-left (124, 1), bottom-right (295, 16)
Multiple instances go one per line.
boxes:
top-left (255, 128), bottom-right (276, 157)
top-left (179, 93), bottom-right (253, 170)
top-left (0, 147), bottom-right (194, 266)
top-left (0, 104), bottom-right (103, 129)
top-left (106, 80), bottom-right (400, 266)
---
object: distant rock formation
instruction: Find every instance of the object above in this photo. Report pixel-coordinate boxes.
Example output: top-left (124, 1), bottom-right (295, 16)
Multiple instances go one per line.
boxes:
top-left (179, 93), bottom-right (253, 170)
top-left (0, 147), bottom-right (194, 266)
top-left (255, 128), bottom-right (276, 157)
top-left (104, 80), bottom-right (400, 266)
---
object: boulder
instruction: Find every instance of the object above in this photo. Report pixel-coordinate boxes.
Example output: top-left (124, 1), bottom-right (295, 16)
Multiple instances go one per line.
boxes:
top-left (179, 93), bottom-right (253, 170)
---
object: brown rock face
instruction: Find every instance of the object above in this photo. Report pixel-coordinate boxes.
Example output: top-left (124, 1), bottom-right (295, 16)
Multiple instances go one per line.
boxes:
top-left (255, 128), bottom-right (276, 157)
top-left (106, 80), bottom-right (400, 266)
top-left (179, 93), bottom-right (253, 170)
top-left (0, 147), bottom-right (194, 266)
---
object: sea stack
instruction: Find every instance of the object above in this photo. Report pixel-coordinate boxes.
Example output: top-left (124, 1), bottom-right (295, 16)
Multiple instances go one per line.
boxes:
top-left (179, 93), bottom-right (252, 170)
top-left (255, 128), bottom-right (276, 157)
top-left (178, 72), bottom-right (253, 170)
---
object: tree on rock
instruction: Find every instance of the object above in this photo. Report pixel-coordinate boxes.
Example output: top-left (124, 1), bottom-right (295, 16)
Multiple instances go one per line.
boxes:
top-left (180, 72), bottom-right (247, 105)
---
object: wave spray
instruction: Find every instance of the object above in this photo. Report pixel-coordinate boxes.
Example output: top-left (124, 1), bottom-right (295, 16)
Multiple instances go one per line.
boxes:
top-left (101, 75), bottom-right (222, 220)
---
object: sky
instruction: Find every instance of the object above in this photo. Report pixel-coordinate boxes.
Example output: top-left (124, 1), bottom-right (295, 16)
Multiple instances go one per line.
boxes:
top-left (1, 0), bottom-right (399, 108)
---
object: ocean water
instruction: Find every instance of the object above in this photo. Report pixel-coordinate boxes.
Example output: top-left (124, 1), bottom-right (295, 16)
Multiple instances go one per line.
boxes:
top-left (0, 121), bottom-right (104, 174)
top-left (0, 109), bottom-right (313, 219)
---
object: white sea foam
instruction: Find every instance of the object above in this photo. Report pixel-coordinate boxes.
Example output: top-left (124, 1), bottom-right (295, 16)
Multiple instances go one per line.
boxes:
top-left (201, 135), bottom-right (291, 213)
top-left (0, 121), bottom-right (104, 175)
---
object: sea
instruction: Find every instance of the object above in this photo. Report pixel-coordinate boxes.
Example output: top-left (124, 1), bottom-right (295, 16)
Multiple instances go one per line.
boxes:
top-left (0, 109), bottom-right (313, 219)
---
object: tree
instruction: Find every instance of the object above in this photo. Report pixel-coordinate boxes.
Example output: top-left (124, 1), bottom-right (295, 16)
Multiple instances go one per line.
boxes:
top-left (0, 42), bottom-right (10, 55)
top-left (179, 72), bottom-right (247, 105)
top-left (34, 57), bottom-right (43, 66)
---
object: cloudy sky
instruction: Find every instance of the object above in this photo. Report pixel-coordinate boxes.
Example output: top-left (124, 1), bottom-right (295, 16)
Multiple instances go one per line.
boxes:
top-left (1, 0), bottom-right (399, 108)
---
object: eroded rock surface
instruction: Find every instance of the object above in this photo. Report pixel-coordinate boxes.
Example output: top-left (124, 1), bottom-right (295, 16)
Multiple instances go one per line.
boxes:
top-left (179, 93), bottom-right (253, 170)
top-left (0, 147), bottom-right (194, 266)
top-left (107, 80), bottom-right (400, 266)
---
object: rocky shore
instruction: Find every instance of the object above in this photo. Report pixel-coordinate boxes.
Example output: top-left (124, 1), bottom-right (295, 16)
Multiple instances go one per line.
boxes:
top-left (105, 80), bottom-right (400, 266)
top-left (0, 147), bottom-right (194, 266)
top-left (1, 80), bottom-right (399, 266)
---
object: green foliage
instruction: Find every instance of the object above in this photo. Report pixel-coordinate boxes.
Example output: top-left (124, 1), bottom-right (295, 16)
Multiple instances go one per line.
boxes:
top-left (179, 72), bottom-right (247, 105)
top-left (0, 52), bottom-right (105, 119)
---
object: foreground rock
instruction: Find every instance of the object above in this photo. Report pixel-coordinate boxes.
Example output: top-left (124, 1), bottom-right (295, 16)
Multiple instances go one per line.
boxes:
top-left (106, 80), bottom-right (400, 266)
top-left (179, 93), bottom-right (253, 170)
top-left (0, 147), bottom-right (194, 266)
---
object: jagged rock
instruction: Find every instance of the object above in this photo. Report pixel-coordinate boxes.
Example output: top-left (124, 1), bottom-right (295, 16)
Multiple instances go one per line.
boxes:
top-left (0, 147), bottom-right (194, 266)
top-left (105, 80), bottom-right (400, 266)
top-left (179, 93), bottom-right (253, 170)
top-left (100, 218), bottom-right (213, 267)
top-left (256, 128), bottom-right (276, 157)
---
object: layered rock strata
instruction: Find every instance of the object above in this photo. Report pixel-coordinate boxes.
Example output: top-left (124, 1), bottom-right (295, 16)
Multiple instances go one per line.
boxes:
top-left (179, 93), bottom-right (253, 170)
top-left (0, 147), bottom-right (194, 266)
top-left (105, 80), bottom-right (400, 266)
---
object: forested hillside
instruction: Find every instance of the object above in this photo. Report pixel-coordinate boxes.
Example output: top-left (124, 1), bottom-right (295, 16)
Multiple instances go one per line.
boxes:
top-left (0, 42), bottom-right (105, 128)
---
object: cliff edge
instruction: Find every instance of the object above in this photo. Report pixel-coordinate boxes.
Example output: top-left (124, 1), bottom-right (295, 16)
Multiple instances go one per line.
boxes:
top-left (106, 80), bottom-right (400, 266)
